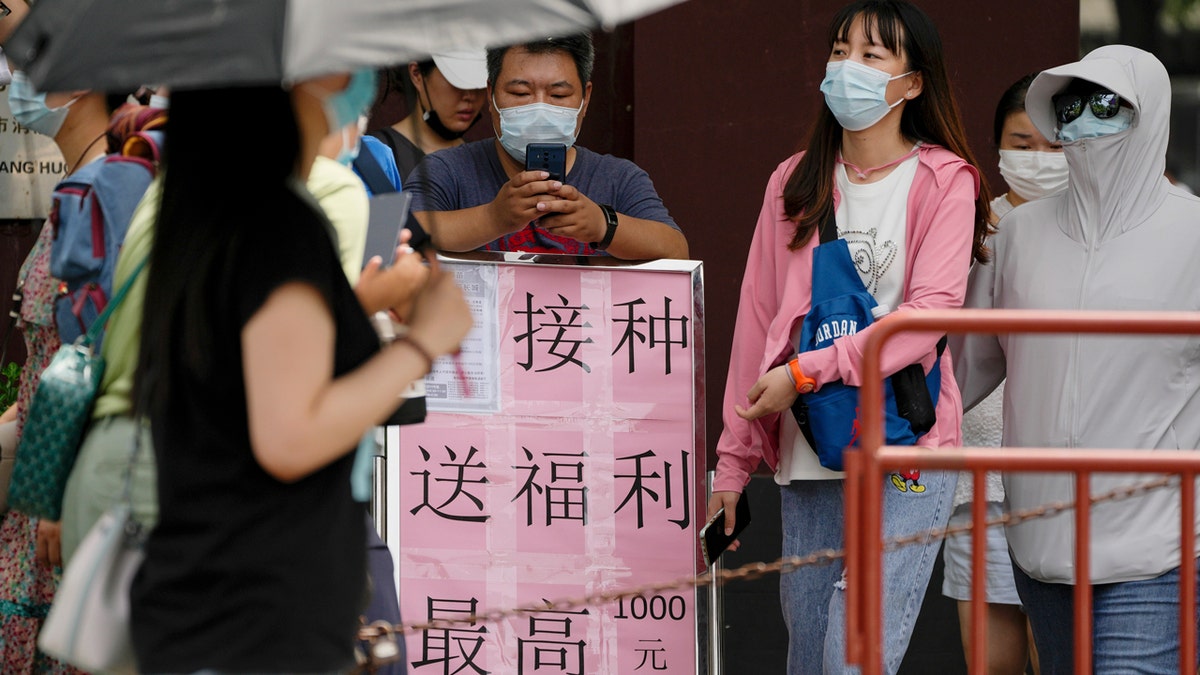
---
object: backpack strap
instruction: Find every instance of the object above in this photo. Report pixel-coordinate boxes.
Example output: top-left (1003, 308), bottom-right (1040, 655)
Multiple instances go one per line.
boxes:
top-left (81, 255), bottom-right (148, 348)
top-left (122, 130), bottom-right (165, 170)
top-left (354, 146), bottom-right (434, 252)
top-left (353, 149), bottom-right (397, 196)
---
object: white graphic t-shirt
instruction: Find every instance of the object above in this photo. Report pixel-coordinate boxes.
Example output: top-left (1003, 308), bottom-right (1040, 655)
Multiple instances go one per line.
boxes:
top-left (776, 153), bottom-right (918, 483)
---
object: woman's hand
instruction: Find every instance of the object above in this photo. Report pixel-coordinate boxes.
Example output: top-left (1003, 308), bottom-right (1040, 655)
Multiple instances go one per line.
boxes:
top-left (735, 365), bottom-right (799, 420)
top-left (406, 269), bottom-right (474, 359)
top-left (36, 520), bottom-right (62, 568)
top-left (706, 491), bottom-right (743, 552)
top-left (354, 233), bottom-right (430, 318)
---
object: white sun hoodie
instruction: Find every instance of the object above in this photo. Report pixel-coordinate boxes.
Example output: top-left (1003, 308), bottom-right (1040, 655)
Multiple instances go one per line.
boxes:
top-left (952, 44), bottom-right (1200, 584)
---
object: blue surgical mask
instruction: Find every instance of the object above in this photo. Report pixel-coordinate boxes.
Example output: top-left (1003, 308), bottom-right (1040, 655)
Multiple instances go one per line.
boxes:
top-left (335, 127), bottom-right (361, 167)
top-left (493, 96), bottom-right (582, 163)
top-left (820, 60), bottom-right (913, 132)
top-left (8, 70), bottom-right (81, 138)
top-left (1057, 106), bottom-right (1134, 143)
top-left (320, 68), bottom-right (378, 135)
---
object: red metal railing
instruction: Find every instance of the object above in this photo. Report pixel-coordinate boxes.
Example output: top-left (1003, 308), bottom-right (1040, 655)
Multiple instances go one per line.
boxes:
top-left (845, 308), bottom-right (1200, 675)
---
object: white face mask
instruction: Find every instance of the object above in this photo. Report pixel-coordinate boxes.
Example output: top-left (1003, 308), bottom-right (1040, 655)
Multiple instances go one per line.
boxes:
top-left (997, 149), bottom-right (1070, 202)
top-left (493, 96), bottom-right (583, 163)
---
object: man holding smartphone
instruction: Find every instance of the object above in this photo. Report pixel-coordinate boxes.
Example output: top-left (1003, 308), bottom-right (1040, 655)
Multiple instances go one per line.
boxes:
top-left (404, 33), bottom-right (688, 260)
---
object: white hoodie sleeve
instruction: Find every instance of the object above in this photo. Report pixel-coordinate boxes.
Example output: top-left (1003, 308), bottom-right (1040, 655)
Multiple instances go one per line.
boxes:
top-left (950, 259), bottom-right (1006, 413)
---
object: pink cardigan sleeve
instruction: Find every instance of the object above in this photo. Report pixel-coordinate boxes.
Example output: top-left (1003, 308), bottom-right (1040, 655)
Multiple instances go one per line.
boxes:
top-left (712, 157), bottom-right (798, 493)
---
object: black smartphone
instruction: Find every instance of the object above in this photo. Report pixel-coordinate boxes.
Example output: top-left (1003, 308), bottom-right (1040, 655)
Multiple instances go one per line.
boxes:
top-left (362, 191), bottom-right (413, 269)
top-left (699, 492), bottom-right (751, 568)
top-left (525, 142), bottom-right (567, 182)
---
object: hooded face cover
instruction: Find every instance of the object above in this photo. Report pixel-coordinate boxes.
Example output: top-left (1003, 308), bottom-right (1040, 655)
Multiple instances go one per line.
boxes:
top-left (1024, 45), bottom-right (1173, 242)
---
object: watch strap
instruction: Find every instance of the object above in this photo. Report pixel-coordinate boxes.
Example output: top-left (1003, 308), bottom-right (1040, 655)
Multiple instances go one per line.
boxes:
top-left (788, 357), bottom-right (816, 394)
top-left (591, 204), bottom-right (619, 250)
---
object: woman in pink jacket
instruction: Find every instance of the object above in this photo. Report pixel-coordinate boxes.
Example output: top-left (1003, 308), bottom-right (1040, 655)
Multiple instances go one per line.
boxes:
top-left (708, 1), bottom-right (992, 672)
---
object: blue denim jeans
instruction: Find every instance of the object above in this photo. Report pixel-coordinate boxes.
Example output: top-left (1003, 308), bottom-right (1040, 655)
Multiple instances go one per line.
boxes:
top-left (780, 470), bottom-right (955, 674)
top-left (1013, 563), bottom-right (1200, 675)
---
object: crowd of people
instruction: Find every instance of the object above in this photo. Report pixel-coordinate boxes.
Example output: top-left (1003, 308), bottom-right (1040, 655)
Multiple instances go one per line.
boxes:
top-left (1, 0), bottom-right (1199, 673)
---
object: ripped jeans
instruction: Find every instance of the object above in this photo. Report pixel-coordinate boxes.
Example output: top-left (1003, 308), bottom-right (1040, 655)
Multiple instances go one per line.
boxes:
top-left (780, 471), bottom-right (955, 674)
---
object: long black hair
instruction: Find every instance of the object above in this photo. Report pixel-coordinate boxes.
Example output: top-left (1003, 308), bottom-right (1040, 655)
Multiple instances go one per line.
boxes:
top-left (781, 0), bottom-right (993, 263)
top-left (135, 85), bottom-right (303, 417)
top-left (992, 73), bottom-right (1037, 146)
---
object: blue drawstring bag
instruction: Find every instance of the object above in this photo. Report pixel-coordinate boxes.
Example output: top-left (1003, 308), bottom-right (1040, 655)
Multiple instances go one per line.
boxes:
top-left (789, 217), bottom-right (942, 471)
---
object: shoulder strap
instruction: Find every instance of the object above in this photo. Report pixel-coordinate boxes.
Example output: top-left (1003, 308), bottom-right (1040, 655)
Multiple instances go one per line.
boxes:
top-left (82, 254), bottom-right (149, 347)
top-left (353, 147), bottom-right (397, 196)
top-left (819, 204), bottom-right (838, 244)
top-left (369, 127), bottom-right (401, 155)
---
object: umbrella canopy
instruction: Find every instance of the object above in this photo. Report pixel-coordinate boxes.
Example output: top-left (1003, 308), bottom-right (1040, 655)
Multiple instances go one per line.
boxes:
top-left (6, 0), bottom-right (687, 93)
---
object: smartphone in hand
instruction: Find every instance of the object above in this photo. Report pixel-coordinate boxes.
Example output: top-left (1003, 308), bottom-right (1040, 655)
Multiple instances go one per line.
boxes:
top-left (362, 191), bottom-right (414, 269)
top-left (699, 492), bottom-right (751, 568)
top-left (525, 142), bottom-right (567, 182)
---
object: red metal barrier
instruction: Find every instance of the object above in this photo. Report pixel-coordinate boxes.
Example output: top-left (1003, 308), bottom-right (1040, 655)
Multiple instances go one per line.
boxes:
top-left (846, 308), bottom-right (1200, 675)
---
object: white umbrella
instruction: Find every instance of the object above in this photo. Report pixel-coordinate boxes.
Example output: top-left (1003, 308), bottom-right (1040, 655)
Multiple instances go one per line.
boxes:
top-left (287, 0), bottom-right (688, 83)
top-left (6, 0), bottom-right (688, 93)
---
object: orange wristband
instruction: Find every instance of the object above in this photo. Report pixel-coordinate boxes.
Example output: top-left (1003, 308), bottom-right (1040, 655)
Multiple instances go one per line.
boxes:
top-left (788, 358), bottom-right (816, 394)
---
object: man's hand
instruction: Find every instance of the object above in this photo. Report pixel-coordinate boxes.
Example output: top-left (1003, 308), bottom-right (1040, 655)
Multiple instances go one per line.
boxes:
top-left (533, 183), bottom-right (607, 245)
top-left (488, 170), bottom-right (560, 235)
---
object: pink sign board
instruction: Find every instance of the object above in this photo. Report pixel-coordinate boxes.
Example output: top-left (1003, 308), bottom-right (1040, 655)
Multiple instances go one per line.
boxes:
top-left (396, 257), bottom-right (705, 675)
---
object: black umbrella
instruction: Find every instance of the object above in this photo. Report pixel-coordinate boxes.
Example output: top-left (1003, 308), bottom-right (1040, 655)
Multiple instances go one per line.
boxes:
top-left (6, 0), bottom-right (688, 92)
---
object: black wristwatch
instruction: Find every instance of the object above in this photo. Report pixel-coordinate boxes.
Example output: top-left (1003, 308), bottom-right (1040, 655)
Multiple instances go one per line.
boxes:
top-left (591, 204), bottom-right (619, 251)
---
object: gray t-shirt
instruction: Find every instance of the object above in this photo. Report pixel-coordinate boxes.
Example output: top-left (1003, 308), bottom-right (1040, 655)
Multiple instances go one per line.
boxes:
top-left (405, 139), bottom-right (678, 254)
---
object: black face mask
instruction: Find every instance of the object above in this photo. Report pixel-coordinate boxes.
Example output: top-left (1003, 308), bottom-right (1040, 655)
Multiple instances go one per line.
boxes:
top-left (420, 80), bottom-right (480, 141)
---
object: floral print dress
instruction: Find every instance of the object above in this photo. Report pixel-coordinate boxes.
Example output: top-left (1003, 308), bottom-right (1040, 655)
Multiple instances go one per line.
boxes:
top-left (0, 222), bottom-right (86, 673)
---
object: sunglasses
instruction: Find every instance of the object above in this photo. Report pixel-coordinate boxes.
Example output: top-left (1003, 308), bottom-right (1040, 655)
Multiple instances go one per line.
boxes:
top-left (0, 1), bottom-right (10, 19)
top-left (1052, 89), bottom-right (1122, 125)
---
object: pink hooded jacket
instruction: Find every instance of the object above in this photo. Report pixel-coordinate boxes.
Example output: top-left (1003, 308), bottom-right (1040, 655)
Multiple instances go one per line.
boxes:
top-left (713, 145), bottom-right (979, 493)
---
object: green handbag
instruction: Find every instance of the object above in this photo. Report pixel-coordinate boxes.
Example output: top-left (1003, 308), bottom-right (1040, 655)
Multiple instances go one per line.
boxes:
top-left (7, 257), bottom-right (147, 521)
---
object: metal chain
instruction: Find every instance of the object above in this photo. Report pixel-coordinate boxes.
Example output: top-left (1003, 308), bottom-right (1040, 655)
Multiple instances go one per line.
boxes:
top-left (353, 474), bottom-right (1177, 669)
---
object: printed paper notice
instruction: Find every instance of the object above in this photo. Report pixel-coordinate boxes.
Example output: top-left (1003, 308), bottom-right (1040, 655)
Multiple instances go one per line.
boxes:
top-left (425, 261), bottom-right (500, 413)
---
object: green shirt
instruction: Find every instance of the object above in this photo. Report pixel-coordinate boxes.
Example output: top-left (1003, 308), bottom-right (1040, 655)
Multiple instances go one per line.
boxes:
top-left (92, 162), bottom-right (370, 419)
